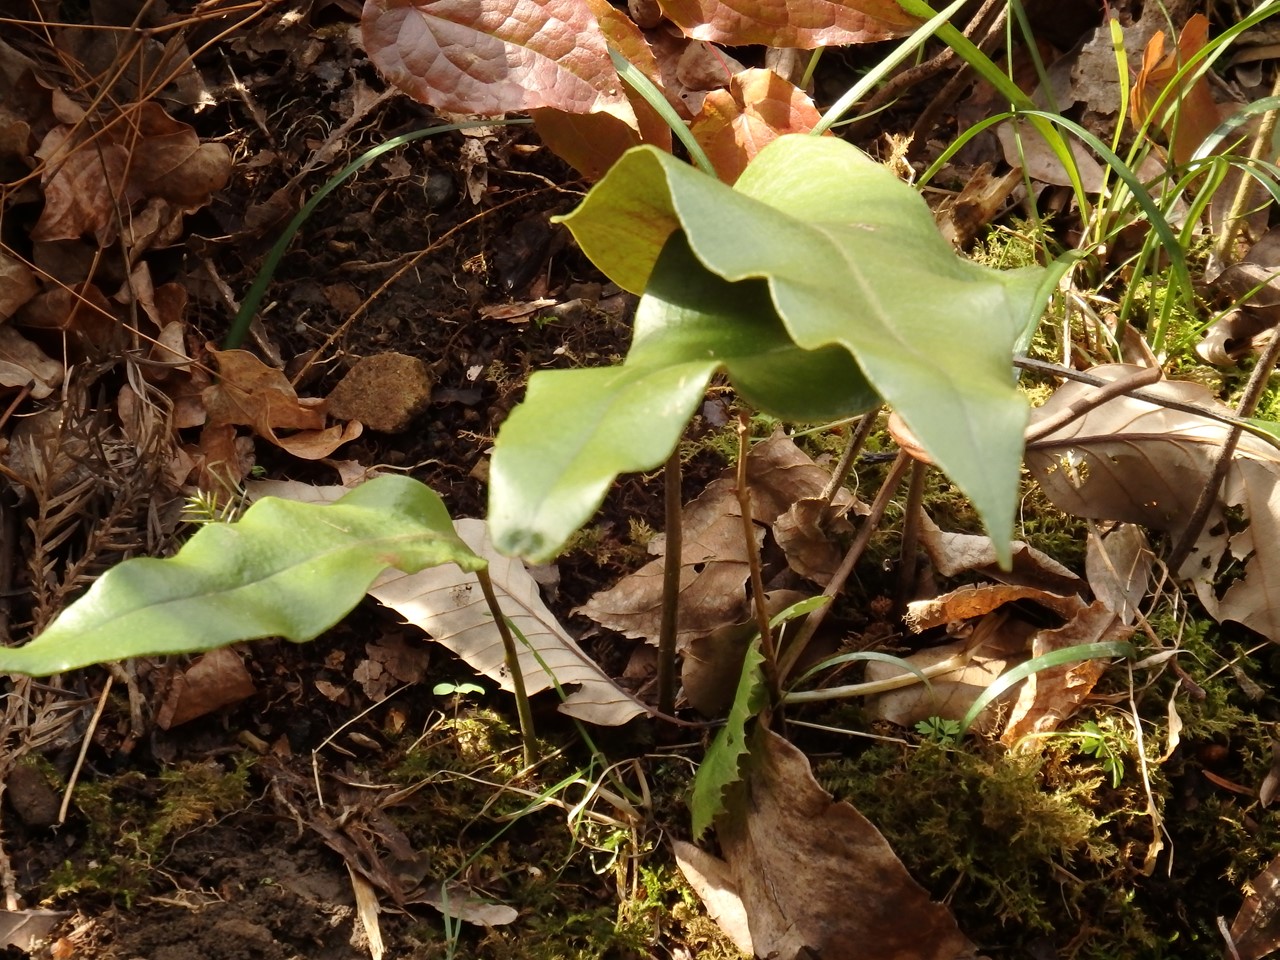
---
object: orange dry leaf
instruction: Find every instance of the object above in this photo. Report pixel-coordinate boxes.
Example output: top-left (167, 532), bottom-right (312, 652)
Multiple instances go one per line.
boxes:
top-left (690, 68), bottom-right (823, 184)
top-left (1130, 14), bottom-right (1220, 166)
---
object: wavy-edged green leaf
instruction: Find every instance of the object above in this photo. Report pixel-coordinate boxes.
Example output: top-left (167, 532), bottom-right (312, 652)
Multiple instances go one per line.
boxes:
top-left (489, 233), bottom-right (876, 560)
top-left (558, 135), bottom-right (1048, 561)
top-left (0, 476), bottom-right (482, 676)
top-left (690, 637), bottom-right (767, 839)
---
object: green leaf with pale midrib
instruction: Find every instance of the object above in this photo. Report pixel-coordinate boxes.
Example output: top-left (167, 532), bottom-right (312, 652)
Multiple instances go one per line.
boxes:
top-left (558, 135), bottom-right (1047, 563)
top-left (0, 476), bottom-right (483, 676)
top-left (488, 233), bottom-right (876, 560)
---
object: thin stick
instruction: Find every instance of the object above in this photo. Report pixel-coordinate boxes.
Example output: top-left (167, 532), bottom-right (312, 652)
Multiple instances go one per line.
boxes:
top-left (58, 674), bottom-right (113, 825)
top-left (734, 415), bottom-right (782, 708)
top-left (1165, 329), bottom-right (1280, 575)
top-left (1212, 71), bottom-right (1280, 265)
top-left (1023, 363), bottom-right (1164, 443)
top-left (779, 451), bottom-right (914, 682)
top-left (475, 568), bottom-right (536, 766)
top-left (819, 407), bottom-right (881, 508)
top-left (656, 448), bottom-right (683, 717)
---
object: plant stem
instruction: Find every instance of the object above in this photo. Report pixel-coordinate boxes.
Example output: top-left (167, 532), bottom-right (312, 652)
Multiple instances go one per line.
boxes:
top-left (1212, 71), bottom-right (1280, 266)
top-left (819, 407), bottom-right (881, 509)
top-left (778, 451), bottom-right (913, 682)
top-left (735, 414), bottom-right (782, 708)
top-left (656, 448), bottom-right (683, 717)
top-left (475, 567), bottom-right (536, 766)
top-left (1023, 363), bottom-right (1164, 444)
top-left (1165, 329), bottom-right (1280, 576)
top-left (894, 458), bottom-right (928, 620)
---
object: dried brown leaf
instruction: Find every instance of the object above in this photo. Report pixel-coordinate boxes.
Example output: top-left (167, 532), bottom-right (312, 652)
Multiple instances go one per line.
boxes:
top-left (1228, 851), bottom-right (1280, 960)
top-left (690, 68), bottom-right (823, 184)
top-left (1001, 601), bottom-right (1132, 748)
top-left (918, 513), bottom-right (1084, 597)
top-left (0, 325), bottom-right (63, 399)
top-left (672, 839), bottom-right (753, 954)
top-left (657, 0), bottom-right (920, 47)
top-left (361, 0), bottom-right (634, 124)
top-left (156, 647), bottom-right (257, 729)
top-left (717, 727), bottom-right (978, 960)
top-left (1085, 524), bottom-right (1153, 624)
top-left (0, 250), bottom-right (38, 320)
top-left (1131, 14), bottom-right (1221, 167)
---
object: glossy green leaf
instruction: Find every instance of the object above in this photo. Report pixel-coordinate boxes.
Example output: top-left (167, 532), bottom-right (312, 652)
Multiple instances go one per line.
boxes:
top-left (489, 234), bottom-right (876, 560)
top-left (559, 134), bottom-right (1048, 562)
top-left (0, 476), bottom-right (483, 676)
top-left (689, 637), bottom-right (767, 840)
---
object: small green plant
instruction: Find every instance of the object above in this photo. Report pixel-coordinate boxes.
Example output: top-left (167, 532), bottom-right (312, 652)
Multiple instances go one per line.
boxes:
top-left (432, 681), bottom-right (486, 697)
top-left (1074, 719), bottom-right (1127, 788)
top-left (915, 716), bottom-right (962, 744)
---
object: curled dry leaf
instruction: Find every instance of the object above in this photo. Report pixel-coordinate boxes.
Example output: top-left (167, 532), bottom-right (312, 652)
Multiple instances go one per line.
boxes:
top-left (1131, 13), bottom-right (1221, 167)
top-left (1085, 524), bottom-right (1153, 625)
top-left (578, 432), bottom-right (856, 646)
top-left (1228, 851), bottom-right (1280, 960)
top-left (204, 346), bottom-right (361, 461)
top-left (713, 727), bottom-right (979, 960)
top-left (690, 68), bottom-right (824, 184)
top-left (0, 250), bottom-right (38, 319)
top-left (0, 325), bottom-right (62, 399)
top-left (33, 102), bottom-right (229, 243)
top-left (918, 513), bottom-right (1083, 597)
top-left (156, 647), bottom-right (257, 730)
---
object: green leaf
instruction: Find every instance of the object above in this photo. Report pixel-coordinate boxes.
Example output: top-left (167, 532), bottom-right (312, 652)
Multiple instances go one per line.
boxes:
top-left (559, 135), bottom-right (1048, 562)
top-left (489, 234), bottom-right (877, 560)
top-left (689, 637), bottom-right (768, 840)
top-left (0, 476), bottom-right (483, 676)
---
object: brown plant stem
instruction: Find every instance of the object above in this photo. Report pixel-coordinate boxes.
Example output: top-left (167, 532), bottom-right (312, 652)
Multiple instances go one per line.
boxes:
top-left (1165, 330), bottom-right (1280, 576)
top-left (476, 567), bottom-right (536, 766)
top-left (1212, 71), bottom-right (1280, 265)
top-left (656, 448), bottom-right (683, 717)
top-left (778, 451), bottom-right (914, 683)
top-left (735, 416), bottom-right (782, 709)
top-left (819, 407), bottom-right (881, 509)
top-left (1022, 363), bottom-right (1164, 444)
top-left (894, 458), bottom-right (929, 621)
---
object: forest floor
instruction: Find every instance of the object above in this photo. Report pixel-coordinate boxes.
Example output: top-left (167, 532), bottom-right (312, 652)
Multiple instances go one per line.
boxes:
top-left (3, 1), bottom-right (1280, 959)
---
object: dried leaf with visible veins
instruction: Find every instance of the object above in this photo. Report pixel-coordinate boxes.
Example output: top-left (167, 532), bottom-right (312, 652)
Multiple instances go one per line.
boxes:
top-left (715, 728), bottom-right (979, 960)
top-left (690, 68), bottom-right (823, 184)
top-left (1025, 364), bottom-right (1280, 642)
top-left (361, 0), bottom-right (634, 124)
top-left (657, 0), bottom-right (919, 47)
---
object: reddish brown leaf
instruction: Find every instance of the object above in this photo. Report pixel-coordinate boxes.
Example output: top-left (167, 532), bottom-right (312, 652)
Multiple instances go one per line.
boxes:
top-left (204, 346), bottom-right (328, 433)
top-left (0, 251), bottom-right (38, 319)
top-left (156, 647), bottom-right (257, 729)
top-left (531, 108), bottom-right (644, 181)
top-left (361, 0), bottom-right (634, 124)
top-left (127, 102), bottom-right (232, 206)
top-left (1131, 14), bottom-right (1221, 166)
top-left (656, 0), bottom-right (919, 47)
top-left (690, 68), bottom-right (823, 184)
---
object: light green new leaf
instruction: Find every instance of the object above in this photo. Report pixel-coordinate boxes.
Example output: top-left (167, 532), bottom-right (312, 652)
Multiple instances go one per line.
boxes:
top-left (690, 637), bottom-right (768, 840)
top-left (0, 476), bottom-right (484, 676)
top-left (489, 234), bottom-right (877, 560)
top-left (559, 134), bottom-right (1048, 561)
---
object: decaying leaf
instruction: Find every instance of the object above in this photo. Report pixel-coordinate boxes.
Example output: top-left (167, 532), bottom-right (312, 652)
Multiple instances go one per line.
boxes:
top-left (1086, 524), bottom-right (1154, 625)
top-left (689, 68), bottom-right (823, 184)
top-left (1025, 364), bottom-right (1280, 642)
top-left (866, 613), bottom-right (1033, 734)
top-left (368, 518), bottom-right (645, 725)
top-left (1227, 851), bottom-right (1280, 960)
top-left (204, 346), bottom-right (362, 462)
top-left (657, 0), bottom-right (920, 47)
top-left (711, 727), bottom-right (978, 960)
top-left (918, 514), bottom-right (1083, 596)
top-left (672, 840), bottom-right (754, 955)
top-left (0, 325), bottom-right (62, 399)
top-left (156, 647), bottom-right (257, 729)
top-left (361, 0), bottom-right (635, 125)
top-left (579, 432), bottom-right (856, 646)
top-left (1131, 13), bottom-right (1221, 167)
top-left (0, 250), bottom-right (38, 319)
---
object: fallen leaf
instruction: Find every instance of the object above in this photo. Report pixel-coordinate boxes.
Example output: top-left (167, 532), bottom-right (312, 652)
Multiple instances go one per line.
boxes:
top-left (579, 432), bottom-right (854, 645)
top-left (672, 839), bottom-right (753, 955)
top-left (0, 909), bottom-right (67, 952)
top-left (156, 647), bottom-right (257, 729)
top-left (1131, 14), bottom-right (1221, 167)
top-left (1086, 524), bottom-right (1153, 625)
top-left (690, 68), bottom-right (824, 184)
top-left (1228, 851), bottom-right (1280, 960)
top-left (1000, 601), bottom-right (1132, 748)
top-left (361, 0), bottom-right (635, 126)
top-left (0, 325), bottom-right (63, 399)
top-left (658, 0), bottom-right (920, 47)
top-left (354, 634), bottom-right (430, 701)
top-left (715, 727), bottom-right (978, 960)
top-left (0, 250), bottom-right (38, 319)
top-left (371, 518), bottom-right (646, 725)
top-left (919, 513), bottom-right (1084, 597)
top-left (1025, 364), bottom-right (1280, 641)
top-left (415, 881), bottom-right (518, 926)
top-left (866, 613), bottom-right (1034, 734)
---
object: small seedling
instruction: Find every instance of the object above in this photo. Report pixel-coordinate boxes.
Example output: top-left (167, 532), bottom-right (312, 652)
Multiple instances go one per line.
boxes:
top-left (915, 717), bottom-right (963, 745)
top-left (433, 681), bottom-right (486, 697)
